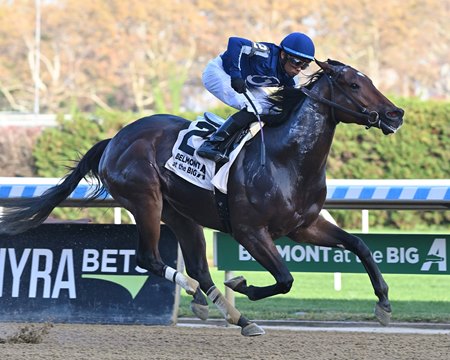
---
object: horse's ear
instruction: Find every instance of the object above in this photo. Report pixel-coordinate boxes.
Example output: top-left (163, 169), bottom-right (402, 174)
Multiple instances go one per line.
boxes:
top-left (315, 59), bottom-right (325, 68)
top-left (315, 59), bottom-right (337, 76)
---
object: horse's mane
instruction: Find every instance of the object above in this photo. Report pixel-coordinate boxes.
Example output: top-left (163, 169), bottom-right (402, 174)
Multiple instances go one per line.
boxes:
top-left (265, 59), bottom-right (346, 124)
top-left (266, 70), bottom-right (323, 123)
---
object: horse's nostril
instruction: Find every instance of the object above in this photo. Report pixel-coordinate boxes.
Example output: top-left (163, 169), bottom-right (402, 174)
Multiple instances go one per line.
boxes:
top-left (386, 109), bottom-right (404, 119)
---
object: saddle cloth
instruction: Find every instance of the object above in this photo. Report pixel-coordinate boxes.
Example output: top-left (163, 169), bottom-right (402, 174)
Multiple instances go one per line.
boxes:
top-left (164, 113), bottom-right (263, 194)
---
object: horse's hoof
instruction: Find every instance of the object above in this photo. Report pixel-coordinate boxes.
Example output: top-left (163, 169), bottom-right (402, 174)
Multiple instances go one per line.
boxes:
top-left (224, 276), bottom-right (246, 291)
top-left (375, 302), bottom-right (391, 326)
top-left (190, 301), bottom-right (209, 321)
top-left (241, 322), bottom-right (265, 337)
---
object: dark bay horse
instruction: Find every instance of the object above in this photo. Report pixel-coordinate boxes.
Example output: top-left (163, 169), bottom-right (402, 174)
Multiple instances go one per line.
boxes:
top-left (0, 59), bottom-right (404, 336)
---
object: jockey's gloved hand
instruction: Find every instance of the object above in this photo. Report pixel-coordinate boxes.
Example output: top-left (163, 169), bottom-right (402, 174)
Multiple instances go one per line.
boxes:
top-left (231, 78), bottom-right (247, 94)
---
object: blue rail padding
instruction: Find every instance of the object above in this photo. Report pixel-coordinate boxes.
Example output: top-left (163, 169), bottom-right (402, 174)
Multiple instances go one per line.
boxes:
top-left (0, 177), bottom-right (449, 210)
top-left (320, 179), bottom-right (449, 210)
top-left (0, 177), bottom-right (115, 207)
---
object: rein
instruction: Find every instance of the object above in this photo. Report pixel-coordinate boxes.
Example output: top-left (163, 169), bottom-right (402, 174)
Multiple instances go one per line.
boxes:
top-left (300, 69), bottom-right (381, 129)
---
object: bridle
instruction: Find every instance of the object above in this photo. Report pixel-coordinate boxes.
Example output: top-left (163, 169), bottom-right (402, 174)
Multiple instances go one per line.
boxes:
top-left (300, 67), bottom-right (381, 129)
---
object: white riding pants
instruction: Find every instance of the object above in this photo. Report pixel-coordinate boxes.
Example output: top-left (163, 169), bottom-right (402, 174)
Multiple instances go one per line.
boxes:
top-left (202, 56), bottom-right (275, 115)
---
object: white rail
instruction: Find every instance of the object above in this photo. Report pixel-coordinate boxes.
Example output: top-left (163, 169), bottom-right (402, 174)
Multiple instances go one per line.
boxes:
top-left (0, 177), bottom-right (448, 210)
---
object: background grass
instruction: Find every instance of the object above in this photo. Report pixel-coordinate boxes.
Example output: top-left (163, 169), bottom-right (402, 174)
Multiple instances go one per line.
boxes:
top-left (178, 228), bottom-right (450, 323)
top-left (178, 270), bottom-right (450, 322)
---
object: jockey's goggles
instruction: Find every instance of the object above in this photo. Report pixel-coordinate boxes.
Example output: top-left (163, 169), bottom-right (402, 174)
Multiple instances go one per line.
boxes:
top-left (286, 55), bottom-right (311, 70)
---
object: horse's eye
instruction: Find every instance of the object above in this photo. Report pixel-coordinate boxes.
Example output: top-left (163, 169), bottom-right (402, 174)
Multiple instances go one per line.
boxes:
top-left (350, 83), bottom-right (359, 90)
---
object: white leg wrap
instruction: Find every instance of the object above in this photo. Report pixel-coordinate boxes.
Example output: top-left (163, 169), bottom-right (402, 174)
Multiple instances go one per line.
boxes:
top-left (207, 286), bottom-right (241, 325)
top-left (164, 266), bottom-right (199, 295)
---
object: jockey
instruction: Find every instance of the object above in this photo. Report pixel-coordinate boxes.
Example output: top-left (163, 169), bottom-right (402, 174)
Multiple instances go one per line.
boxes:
top-left (197, 32), bottom-right (315, 163)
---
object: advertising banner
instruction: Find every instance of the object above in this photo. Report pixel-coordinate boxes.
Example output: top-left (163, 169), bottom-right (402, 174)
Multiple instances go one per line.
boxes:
top-left (0, 224), bottom-right (178, 324)
top-left (215, 233), bottom-right (448, 275)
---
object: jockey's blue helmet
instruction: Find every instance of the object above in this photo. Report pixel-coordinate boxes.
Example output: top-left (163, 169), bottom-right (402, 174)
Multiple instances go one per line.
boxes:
top-left (280, 32), bottom-right (315, 60)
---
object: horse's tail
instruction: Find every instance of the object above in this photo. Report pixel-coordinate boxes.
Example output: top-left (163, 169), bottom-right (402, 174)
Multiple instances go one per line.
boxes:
top-left (0, 138), bottom-right (111, 235)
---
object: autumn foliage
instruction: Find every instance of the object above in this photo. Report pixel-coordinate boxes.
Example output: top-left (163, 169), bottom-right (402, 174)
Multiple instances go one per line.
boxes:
top-left (0, 0), bottom-right (448, 114)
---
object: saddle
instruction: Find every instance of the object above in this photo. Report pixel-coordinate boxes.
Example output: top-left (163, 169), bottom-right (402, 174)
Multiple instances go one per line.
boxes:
top-left (164, 113), bottom-right (264, 232)
top-left (164, 112), bottom-right (263, 193)
top-left (203, 112), bottom-right (250, 156)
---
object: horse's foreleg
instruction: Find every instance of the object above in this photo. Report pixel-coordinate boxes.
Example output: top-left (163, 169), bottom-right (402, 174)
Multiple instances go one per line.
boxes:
top-left (289, 216), bottom-right (391, 326)
top-left (227, 227), bottom-right (294, 301)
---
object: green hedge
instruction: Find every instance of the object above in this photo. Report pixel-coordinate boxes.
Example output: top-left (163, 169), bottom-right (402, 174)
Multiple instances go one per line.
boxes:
top-left (34, 109), bottom-right (137, 223)
top-left (33, 98), bottom-right (449, 229)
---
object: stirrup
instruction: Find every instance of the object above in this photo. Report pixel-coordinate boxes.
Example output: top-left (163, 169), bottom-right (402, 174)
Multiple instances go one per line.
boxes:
top-left (197, 147), bottom-right (229, 163)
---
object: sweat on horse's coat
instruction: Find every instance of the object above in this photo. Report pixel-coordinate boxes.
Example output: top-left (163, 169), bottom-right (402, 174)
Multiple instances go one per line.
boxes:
top-left (0, 59), bottom-right (404, 336)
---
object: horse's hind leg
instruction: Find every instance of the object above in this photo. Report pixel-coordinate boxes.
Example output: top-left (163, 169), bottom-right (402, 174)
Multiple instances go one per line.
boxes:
top-left (135, 212), bottom-right (200, 296)
top-left (289, 216), bottom-right (391, 326)
top-left (162, 202), bottom-right (265, 336)
top-left (161, 203), bottom-right (209, 321)
top-left (122, 186), bottom-right (200, 297)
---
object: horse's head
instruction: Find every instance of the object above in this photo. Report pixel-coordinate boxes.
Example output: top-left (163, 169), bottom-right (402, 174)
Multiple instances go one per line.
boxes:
top-left (315, 59), bottom-right (404, 134)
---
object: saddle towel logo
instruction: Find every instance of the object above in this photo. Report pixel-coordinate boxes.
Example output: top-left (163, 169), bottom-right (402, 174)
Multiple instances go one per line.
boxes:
top-left (165, 114), bottom-right (262, 193)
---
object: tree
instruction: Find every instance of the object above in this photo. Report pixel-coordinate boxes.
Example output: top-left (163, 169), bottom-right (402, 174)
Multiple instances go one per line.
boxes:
top-left (0, 0), bottom-right (448, 113)
top-left (311, 0), bottom-right (450, 97)
top-left (0, 1), bottom-right (35, 111)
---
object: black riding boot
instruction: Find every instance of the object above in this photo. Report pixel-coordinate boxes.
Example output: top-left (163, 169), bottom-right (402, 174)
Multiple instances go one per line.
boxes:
top-left (197, 110), bottom-right (255, 163)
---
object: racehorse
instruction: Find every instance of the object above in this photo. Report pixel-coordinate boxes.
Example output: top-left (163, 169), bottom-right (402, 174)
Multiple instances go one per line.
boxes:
top-left (0, 59), bottom-right (404, 336)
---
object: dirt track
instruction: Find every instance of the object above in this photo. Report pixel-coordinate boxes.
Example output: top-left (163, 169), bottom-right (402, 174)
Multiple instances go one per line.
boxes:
top-left (1, 323), bottom-right (449, 360)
